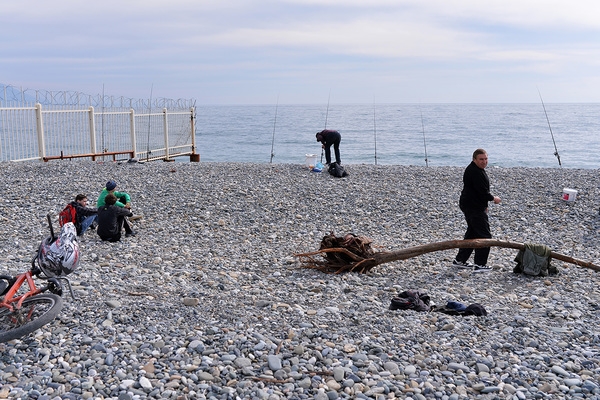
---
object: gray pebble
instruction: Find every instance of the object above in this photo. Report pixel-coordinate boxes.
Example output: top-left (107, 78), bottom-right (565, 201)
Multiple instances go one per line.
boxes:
top-left (0, 162), bottom-right (598, 400)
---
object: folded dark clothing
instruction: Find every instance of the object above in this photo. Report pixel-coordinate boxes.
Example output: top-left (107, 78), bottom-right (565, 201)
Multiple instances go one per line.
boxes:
top-left (463, 303), bottom-right (487, 316)
top-left (389, 290), bottom-right (431, 312)
top-left (433, 301), bottom-right (487, 316)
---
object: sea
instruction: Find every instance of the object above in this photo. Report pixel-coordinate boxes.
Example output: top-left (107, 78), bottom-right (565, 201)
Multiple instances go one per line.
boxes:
top-left (195, 103), bottom-right (600, 169)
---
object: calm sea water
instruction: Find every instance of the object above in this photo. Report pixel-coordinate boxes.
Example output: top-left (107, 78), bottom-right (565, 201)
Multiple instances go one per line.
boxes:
top-left (195, 103), bottom-right (600, 169)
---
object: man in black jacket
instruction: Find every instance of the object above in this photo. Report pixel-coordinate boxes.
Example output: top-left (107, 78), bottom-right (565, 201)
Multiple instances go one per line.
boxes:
top-left (97, 193), bottom-right (135, 242)
top-left (453, 149), bottom-right (501, 272)
top-left (316, 129), bottom-right (342, 165)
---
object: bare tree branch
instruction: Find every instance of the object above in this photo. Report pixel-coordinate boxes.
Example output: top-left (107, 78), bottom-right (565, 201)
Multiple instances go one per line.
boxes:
top-left (295, 237), bottom-right (600, 274)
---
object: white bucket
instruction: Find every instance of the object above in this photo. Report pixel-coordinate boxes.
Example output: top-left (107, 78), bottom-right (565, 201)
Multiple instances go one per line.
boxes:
top-left (305, 154), bottom-right (317, 170)
top-left (562, 188), bottom-right (577, 202)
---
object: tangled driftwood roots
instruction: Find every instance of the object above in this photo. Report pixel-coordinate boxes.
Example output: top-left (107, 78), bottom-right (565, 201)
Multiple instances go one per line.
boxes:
top-left (295, 232), bottom-right (600, 274)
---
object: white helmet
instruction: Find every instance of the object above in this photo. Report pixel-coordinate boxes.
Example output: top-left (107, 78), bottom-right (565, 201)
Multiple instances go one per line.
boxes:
top-left (37, 222), bottom-right (80, 277)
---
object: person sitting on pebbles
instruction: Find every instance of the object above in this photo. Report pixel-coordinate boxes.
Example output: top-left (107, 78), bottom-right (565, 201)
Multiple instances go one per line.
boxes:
top-left (71, 194), bottom-right (98, 236)
top-left (97, 180), bottom-right (136, 237)
top-left (97, 193), bottom-right (135, 242)
top-left (97, 180), bottom-right (131, 209)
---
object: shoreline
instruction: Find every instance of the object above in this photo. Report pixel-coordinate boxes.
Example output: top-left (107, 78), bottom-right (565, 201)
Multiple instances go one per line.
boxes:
top-left (176, 159), bottom-right (598, 170)
top-left (1, 161), bottom-right (599, 399)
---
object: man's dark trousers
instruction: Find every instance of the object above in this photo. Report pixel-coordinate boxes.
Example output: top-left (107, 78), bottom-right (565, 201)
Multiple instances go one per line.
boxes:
top-left (456, 208), bottom-right (491, 266)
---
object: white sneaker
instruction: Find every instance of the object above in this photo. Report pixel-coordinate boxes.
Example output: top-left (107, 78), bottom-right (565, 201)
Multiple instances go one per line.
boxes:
top-left (473, 264), bottom-right (492, 273)
top-left (452, 259), bottom-right (473, 269)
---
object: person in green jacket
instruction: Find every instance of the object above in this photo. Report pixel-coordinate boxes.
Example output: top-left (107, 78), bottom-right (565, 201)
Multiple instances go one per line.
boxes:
top-left (97, 180), bottom-right (136, 236)
top-left (97, 180), bottom-right (131, 208)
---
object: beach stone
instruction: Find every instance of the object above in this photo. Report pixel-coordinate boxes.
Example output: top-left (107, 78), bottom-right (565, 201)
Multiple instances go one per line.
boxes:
top-left (333, 367), bottom-right (345, 381)
top-left (326, 379), bottom-right (341, 391)
top-left (503, 383), bottom-right (517, 394)
top-left (448, 363), bottom-right (470, 373)
top-left (476, 363), bottom-right (490, 373)
top-left (197, 372), bottom-right (215, 381)
top-left (235, 358), bottom-right (252, 368)
top-left (564, 378), bottom-right (582, 387)
top-left (582, 380), bottom-right (599, 392)
top-left (267, 355), bottom-right (282, 371)
top-left (551, 365), bottom-right (570, 377)
top-left (383, 361), bottom-right (400, 375)
top-left (404, 365), bottom-right (417, 375)
top-left (139, 376), bottom-right (152, 389)
top-left (183, 297), bottom-right (199, 306)
top-left (472, 383), bottom-right (485, 391)
top-left (481, 386), bottom-right (501, 394)
top-left (298, 378), bottom-right (312, 389)
top-left (0, 162), bottom-right (598, 400)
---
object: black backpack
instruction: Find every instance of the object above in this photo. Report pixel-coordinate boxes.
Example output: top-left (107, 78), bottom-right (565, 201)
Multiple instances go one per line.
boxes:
top-left (328, 162), bottom-right (348, 178)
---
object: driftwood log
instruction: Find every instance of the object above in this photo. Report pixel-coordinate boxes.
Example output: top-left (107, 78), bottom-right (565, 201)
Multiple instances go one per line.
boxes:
top-left (295, 235), bottom-right (600, 274)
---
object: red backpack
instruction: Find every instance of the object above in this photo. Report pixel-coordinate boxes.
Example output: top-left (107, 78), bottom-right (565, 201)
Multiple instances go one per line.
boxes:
top-left (58, 203), bottom-right (77, 227)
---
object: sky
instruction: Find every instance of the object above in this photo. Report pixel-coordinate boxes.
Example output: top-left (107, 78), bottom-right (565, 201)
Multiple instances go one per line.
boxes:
top-left (2, 0), bottom-right (600, 105)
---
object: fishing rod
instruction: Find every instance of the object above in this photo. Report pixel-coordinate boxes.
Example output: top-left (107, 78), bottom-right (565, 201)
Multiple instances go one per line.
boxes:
top-left (270, 95), bottom-right (279, 163)
top-left (101, 84), bottom-right (106, 157)
top-left (324, 91), bottom-right (330, 129)
top-left (146, 84), bottom-right (153, 162)
top-left (537, 89), bottom-right (562, 167)
top-left (419, 106), bottom-right (429, 167)
top-left (321, 91), bottom-right (330, 164)
top-left (373, 100), bottom-right (378, 165)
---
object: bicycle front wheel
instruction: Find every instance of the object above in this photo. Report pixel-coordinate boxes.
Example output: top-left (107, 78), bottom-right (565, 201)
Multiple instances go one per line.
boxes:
top-left (0, 293), bottom-right (63, 343)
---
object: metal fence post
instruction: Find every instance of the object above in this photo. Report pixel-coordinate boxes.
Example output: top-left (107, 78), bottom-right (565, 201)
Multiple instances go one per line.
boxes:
top-left (190, 106), bottom-right (199, 162)
top-left (163, 108), bottom-right (169, 160)
top-left (1, 96), bottom-right (194, 162)
top-left (35, 103), bottom-right (46, 160)
top-left (88, 106), bottom-right (97, 154)
top-left (130, 109), bottom-right (136, 158)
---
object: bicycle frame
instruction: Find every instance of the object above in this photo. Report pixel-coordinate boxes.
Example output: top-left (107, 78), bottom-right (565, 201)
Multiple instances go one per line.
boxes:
top-left (0, 270), bottom-right (46, 312)
top-left (0, 214), bottom-right (76, 343)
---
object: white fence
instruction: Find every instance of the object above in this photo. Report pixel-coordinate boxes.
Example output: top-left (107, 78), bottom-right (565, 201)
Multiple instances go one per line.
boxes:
top-left (0, 86), bottom-right (198, 162)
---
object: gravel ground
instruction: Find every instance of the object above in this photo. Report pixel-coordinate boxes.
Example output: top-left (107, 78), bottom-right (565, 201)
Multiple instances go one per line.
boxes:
top-left (0, 160), bottom-right (599, 400)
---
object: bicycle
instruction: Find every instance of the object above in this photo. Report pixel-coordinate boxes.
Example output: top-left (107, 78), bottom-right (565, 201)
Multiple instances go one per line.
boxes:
top-left (0, 214), bottom-right (79, 343)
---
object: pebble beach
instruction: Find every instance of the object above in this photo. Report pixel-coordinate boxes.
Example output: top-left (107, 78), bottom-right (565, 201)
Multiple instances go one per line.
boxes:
top-left (1, 161), bottom-right (600, 400)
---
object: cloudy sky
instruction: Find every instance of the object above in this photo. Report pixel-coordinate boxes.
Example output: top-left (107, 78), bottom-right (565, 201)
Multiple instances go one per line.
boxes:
top-left (2, 0), bottom-right (600, 104)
